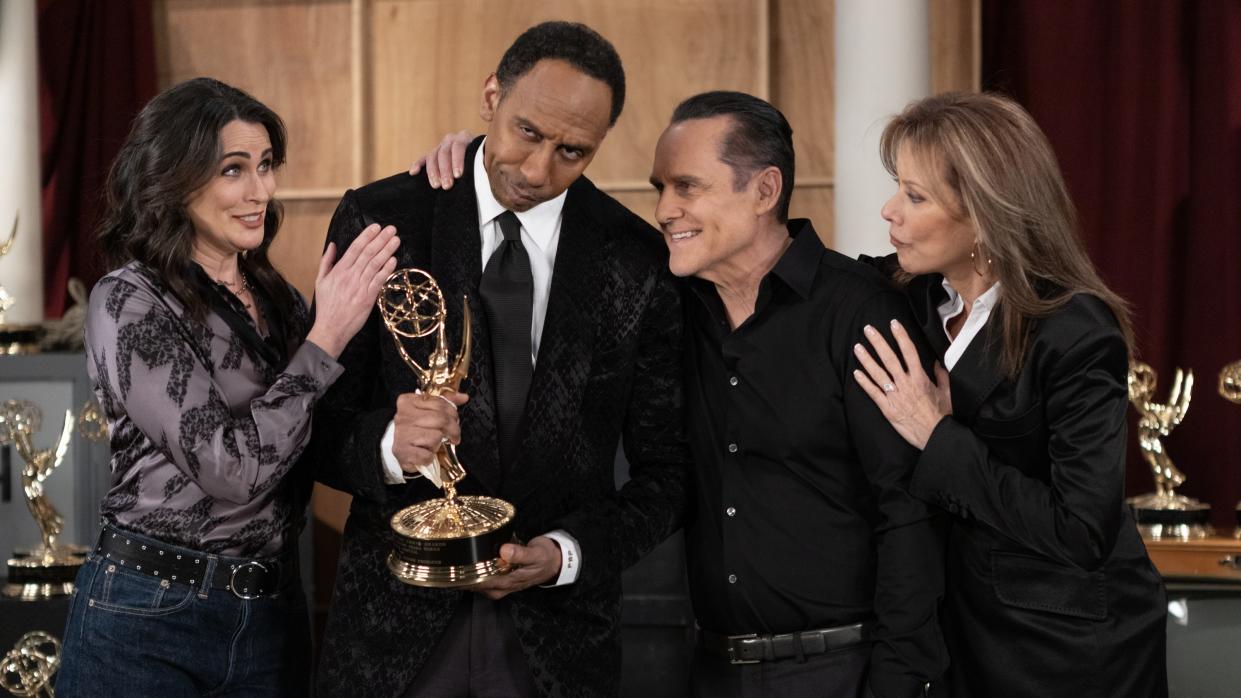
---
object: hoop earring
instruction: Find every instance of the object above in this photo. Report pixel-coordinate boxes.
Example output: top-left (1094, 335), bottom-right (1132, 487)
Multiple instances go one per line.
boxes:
top-left (970, 240), bottom-right (992, 277)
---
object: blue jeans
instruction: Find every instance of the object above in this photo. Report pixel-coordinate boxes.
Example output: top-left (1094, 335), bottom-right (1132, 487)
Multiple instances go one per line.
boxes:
top-left (55, 534), bottom-right (309, 697)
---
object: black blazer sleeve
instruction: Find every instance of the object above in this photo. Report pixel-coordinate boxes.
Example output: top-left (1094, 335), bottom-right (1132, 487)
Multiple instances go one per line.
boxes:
top-left (846, 291), bottom-right (949, 697)
top-left (308, 189), bottom-right (406, 504)
top-left (912, 297), bottom-right (1129, 570)
top-left (555, 264), bottom-right (692, 587)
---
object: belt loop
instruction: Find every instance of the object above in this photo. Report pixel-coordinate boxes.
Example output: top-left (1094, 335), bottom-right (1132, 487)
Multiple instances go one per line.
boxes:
top-left (198, 555), bottom-right (218, 600)
top-left (792, 631), bottom-right (807, 664)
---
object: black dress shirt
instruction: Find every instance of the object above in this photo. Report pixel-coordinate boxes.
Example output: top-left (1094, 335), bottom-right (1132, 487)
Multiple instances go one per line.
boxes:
top-left (683, 220), bottom-right (947, 695)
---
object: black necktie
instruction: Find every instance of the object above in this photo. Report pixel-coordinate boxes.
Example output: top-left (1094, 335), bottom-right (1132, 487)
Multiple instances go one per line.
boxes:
top-left (479, 210), bottom-right (534, 465)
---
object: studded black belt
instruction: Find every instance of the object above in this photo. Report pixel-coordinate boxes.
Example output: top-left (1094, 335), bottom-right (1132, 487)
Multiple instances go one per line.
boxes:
top-left (699, 621), bottom-right (872, 665)
top-left (95, 527), bottom-right (298, 600)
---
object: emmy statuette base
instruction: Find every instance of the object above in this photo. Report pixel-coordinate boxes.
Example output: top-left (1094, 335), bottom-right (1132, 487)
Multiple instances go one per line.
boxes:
top-left (1128, 493), bottom-right (1212, 541)
top-left (4, 546), bottom-right (87, 600)
top-left (386, 554), bottom-right (514, 589)
top-left (0, 323), bottom-right (43, 355)
top-left (388, 495), bottom-right (516, 588)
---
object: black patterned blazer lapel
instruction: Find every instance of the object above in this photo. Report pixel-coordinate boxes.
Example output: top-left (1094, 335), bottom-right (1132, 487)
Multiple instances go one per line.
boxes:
top-left (428, 138), bottom-right (503, 494)
top-left (503, 178), bottom-right (606, 504)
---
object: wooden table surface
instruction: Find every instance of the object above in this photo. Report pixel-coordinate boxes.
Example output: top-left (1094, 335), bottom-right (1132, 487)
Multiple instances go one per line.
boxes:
top-left (1144, 535), bottom-right (1241, 582)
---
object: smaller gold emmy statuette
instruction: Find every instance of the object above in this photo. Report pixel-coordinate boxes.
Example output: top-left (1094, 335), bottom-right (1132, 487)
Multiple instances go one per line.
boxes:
top-left (1126, 361), bottom-right (1211, 540)
top-left (0, 214), bottom-right (44, 355)
top-left (1219, 359), bottom-right (1241, 538)
top-left (1, 400), bottom-right (88, 599)
top-left (0, 631), bottom-right (60, 697)
top-left (379, 269), bottom-right (516, 587)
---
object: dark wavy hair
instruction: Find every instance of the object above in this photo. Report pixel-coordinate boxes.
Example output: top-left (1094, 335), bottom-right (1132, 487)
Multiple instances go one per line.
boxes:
top-left (496, 21), bottom-right (626, 126)
top-left (98, 77), bottom-right (296, 324)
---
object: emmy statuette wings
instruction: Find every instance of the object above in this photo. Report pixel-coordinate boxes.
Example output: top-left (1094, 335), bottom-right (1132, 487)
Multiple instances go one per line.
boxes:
top-left (377, 268), bottom-right (516, 588)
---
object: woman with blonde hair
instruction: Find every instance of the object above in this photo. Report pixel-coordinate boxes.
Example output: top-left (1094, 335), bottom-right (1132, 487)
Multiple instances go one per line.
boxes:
top-left (854, 92), bottom-right (1167, 697)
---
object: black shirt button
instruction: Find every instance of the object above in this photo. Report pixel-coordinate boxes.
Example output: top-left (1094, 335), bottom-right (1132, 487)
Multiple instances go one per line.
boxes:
top-left (727, 443), bottom-right (738, 453)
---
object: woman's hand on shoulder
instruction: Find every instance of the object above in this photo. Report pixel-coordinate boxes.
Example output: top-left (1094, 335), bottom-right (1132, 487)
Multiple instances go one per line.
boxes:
top-left (852, 319), bottom-right (952, 450)
top-left (305, 223), bottom-right (399, 358)
top-left (408, 130), bottom-right (473, 189)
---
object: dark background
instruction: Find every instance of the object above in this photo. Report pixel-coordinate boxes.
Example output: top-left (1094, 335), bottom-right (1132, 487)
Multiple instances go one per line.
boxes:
top-left (983, 0), bottom-right (1241, 529)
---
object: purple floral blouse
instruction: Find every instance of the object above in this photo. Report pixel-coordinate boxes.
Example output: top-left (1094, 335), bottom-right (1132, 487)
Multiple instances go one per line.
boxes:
top-left (84, 262), bottom-right (342, 557)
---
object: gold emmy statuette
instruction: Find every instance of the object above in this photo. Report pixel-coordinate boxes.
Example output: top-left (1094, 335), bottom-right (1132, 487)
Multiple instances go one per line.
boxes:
top-left (1126, 361), bottom-right (1211, 540)
top-left (0, 214), bottom-right (44, 355)
top-left (1, 401), bottom-right (88, 600)
top-left (1220, 359), bottom-right (1241, 538)
top-left (1220, 359), bottom-right (1241, 405)
top-left (0, 631), bottom-right (60, 697)
top-left (378, 269), bottom-right (516, 588)
top-left (76, 398), bottom-right (108, 443)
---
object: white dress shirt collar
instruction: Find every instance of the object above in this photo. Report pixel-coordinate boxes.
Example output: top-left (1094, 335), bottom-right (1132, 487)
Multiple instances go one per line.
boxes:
top-left (937, 278), bottom-right (1001, 371)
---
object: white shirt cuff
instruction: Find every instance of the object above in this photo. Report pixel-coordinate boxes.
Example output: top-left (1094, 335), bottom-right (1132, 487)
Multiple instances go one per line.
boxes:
top-left (380, 420), bottom-right (404, 484)
top-left (540, 529), bottom-right (580, 587)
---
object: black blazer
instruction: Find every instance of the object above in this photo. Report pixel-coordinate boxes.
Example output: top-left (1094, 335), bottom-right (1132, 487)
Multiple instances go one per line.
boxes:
top-left (311, 139), bottom-right (691, 697)
top-left (872, 260), bottom-right (1167, 698)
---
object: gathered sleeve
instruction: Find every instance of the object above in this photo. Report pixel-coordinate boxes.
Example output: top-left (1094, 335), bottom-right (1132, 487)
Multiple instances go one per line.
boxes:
top-left (85, 273), bottom-right (344, 505)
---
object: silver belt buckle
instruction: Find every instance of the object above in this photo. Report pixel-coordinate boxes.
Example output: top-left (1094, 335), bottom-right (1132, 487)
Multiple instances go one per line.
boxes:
top-left (229, 560), bottom-right (269, 600)
top-left (726, 633), bottom-right (761, 665)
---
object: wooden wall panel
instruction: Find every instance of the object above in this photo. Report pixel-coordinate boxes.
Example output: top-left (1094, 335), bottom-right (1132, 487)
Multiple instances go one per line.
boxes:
top-left (367, 0), bottom-right (766, 186)
top-left (585, 0), bottom-right (767, 185)
top-left (930, 0), bottom-right (980, 94)
top-left (772, 0), bottom-right (834, 179)
top-left (156, 0), bottom-right (355, 191)
top-left (151, 0), bottom-right (979, 267)
top-left (607, 191), bottom-right (659, 229)
top-left (787, 187), bottom-right (835, 247)
top-left (772, 0), bottom-right (834, 246)
top-left (271, 199), bottom-right (338, 300)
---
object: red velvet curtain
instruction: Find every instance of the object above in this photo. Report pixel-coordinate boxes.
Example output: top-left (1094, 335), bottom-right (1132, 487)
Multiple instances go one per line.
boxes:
top-left (38, 0), bottom-right (156, 318)
top-left (983, 1), bottom-right (1241, 528)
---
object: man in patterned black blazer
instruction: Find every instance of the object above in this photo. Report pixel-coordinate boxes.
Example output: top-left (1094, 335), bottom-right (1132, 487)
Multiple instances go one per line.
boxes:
top-left (310, 22), bottom-right (690, 697)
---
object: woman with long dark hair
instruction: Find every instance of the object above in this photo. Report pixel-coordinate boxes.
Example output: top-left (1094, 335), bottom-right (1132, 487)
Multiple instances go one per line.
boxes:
top-left (56, 77), bottom-right (398, 695)
top-left (853, 92), bottom-right (1167, 696)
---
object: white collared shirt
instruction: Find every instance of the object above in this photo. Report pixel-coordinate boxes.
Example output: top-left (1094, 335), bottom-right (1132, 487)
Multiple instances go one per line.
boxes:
top-left (378, 138), bottom-right (579, 586)
top-left (937, 279), bottom-right (1001, 371)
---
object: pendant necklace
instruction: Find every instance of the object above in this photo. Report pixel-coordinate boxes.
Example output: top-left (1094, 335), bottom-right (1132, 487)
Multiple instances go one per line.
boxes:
top-left (216, 273), bottom-right (252, 310)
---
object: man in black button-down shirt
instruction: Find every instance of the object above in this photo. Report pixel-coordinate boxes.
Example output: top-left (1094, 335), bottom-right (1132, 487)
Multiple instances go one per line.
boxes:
top-left (649, 92), bottom-right (947, 697)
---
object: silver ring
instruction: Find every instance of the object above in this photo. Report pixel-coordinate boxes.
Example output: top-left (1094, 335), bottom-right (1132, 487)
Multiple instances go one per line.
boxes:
top-left (439, 434), bottom-right (451, 446)
top-left (882, 382), bottom-right (896, 393)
